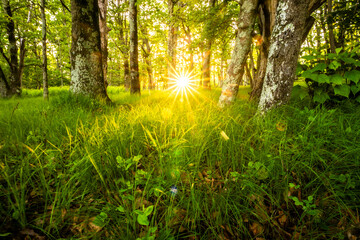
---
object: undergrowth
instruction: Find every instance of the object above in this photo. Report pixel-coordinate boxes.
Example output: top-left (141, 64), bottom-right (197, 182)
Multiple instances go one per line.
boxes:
top-left (0, 87), bottom-right (359, 239)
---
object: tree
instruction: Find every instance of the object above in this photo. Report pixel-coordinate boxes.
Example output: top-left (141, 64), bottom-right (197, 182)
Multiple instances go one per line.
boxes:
top-left (167, 0), bottom-right (179, 85)
top-left (140, 26), bottom-right (154, 90)
top-left (0, 0), bottom-right (29, 97)
top-left (201, 0), bottom-right (217, 89)
top-left (257, 0), bottom-right (325, 113)
top-left (70, 0), bottom-right (110, 101)
top-left (129, 0), bottom-right (140, 94)
top-left (41, 0), bottom-right (49, 100)
top-left (218, 0), bottom-right (259, 107)
top-left (99, 0), bottom-right (110, 86)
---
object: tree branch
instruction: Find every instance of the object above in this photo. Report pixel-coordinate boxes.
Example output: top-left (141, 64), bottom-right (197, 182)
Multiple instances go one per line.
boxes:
top-left (0, 65), bottom-right (10, 90)
top-left (60, 0), bottom-right (71, 13)
top-left (0, 47), bottom-right (11, 67)
top-left (309, 0), bottom-right (326, 14)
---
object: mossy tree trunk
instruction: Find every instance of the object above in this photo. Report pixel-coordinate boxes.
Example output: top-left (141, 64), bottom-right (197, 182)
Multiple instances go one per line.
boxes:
top-left (129, 0), bottom-right (140, 94)
top-left (0, 0), bottom-right (22, 97)
top-left (70, 0), bottom-right (110, 101)
top-left (218, 0), bottom-right (259, 107)
top-left (41, 0), bottom-right (49, 100)
top-left (99, 0), bottom-right (109, 86)
top-left (257, 0), bottom-right (311, 113)
top-left (202, 0), bottom-right (216, 89)
top-left (167, 0), bottom-right (178, 87)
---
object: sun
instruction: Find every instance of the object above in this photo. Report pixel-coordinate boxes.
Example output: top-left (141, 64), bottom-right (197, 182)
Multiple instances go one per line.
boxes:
top-left (168, 68), bottom-right (198, 101)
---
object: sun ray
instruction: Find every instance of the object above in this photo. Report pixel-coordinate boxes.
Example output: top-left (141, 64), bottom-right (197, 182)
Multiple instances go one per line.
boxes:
top-left (167, 67), bottom-right (199, 102)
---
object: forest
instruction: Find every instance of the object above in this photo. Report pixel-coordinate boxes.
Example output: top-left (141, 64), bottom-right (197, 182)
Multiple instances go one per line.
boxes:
top-left (0, 0), bottom-right (360, 239)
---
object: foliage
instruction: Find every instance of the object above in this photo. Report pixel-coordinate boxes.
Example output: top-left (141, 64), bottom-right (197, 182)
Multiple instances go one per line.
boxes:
top-left (297, 46), bottom-right (360, 105)
top-left (0, 88), bottom-right (359, 239)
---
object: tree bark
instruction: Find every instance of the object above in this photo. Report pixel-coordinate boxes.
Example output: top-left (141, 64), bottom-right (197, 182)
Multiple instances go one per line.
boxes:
top-left (327, 0), bottom-right (336, 53)
top-left (202, 0), bottom-right (216, 89)
top-left (0, 0), bottom-right (21, 97)
top-left (129, 0), bottom-right (140, 94)
top-left (41, 0), bottom-right (49, 100)
top-left (141, 27), bottom-right (154, 90)
top-left (99, 0), bottom-right (109, 86)
top-left (258, 0), bottom-right (311, 113)
top-left (218, 0), bottom-right (259, 107)
top-left (167, 0), bottom-right (178, 86)
top-left (249, 0), bottom-right (277, 100)
top-left (70, 0), bottom-right (110, 101)
top-left (116, 2), bottom-right (131, 90)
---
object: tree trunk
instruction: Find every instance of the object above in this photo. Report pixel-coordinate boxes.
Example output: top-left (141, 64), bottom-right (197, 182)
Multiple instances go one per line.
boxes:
top-left (327, 0), bottom-right (336, 53)
top-left (249, 0), bottom-right (277, 100)
top-left (167, 0), bottom-right (178, 85)
top-left (70, 0), bottom-right (110, 101)
top-left (202, 0), bottom-right (216, 89)
top-left (0, 0), bottom-right (21, 97)
top-left (117, 3), bottom-right (130, 90)
top-left (41, 0), bottom-right (49, 100)
top-left (141, 27), bottom-right (154, 90)
top-left (99, 0), bottom-right (109, 86)
top-left (129, 0), bottom-right (140, 94)
top-left (258, 0), bottom-right (311, 113)
top-left (218, 0), bottom-right (259, 107)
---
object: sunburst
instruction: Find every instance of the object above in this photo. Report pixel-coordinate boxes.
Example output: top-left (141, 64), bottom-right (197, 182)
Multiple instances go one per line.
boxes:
top-left (167, 68), bottom-right (198, 102)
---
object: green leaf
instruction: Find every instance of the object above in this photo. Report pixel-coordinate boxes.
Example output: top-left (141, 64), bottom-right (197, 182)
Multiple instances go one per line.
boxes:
top-left (345, 70), bottom-right (360, 84)
top-left (334, 85), bottom-right (351, 98)
top-left (351, 85), bottom-right (360, 95)
top-left (356, 96), bottom-right (360, 103)
top-left (335, 48), bottom-right (342, 54)
top-left (329, 60), bottom-right (341, 70)
top-left (329, 74), bottom-right (344, 85)
top-left (0, 233), bottom-right (11, 237)
top-left (316, 74), bottom-right (330, 83)
top-left (144, 205), bottom-right (154, 216)
top-left (301, 71), bottom-right (318, 81)
top-left (92, 212), bottom-right (108, 228)
top-left (133, 155), bottom-right (143, 162)
top-left (302, 55), bottom-right (316, 61)
top-left (311, 63), bottom-right (327, 72)
top-left (116, 206), bottom-right (125, 213)
top-left (313, 89), bottom-right (330, 104)
top-left (292, 85), bottom-right (308, 100)
top-left (137, 214), bottom-right (149, 226)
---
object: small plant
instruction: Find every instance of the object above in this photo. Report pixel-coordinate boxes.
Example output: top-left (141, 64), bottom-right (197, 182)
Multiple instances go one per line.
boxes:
top-left (296, 46), bottom-right (360, 105)
top-left (134, 205), bottom-right (154, 226)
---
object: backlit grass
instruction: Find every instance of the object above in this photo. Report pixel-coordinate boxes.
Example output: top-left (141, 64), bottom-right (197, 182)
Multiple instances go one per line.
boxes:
top-left (0, 87), bottom-right (359, 239)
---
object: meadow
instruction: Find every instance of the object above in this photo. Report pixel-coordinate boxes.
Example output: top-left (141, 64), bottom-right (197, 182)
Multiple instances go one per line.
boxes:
top-left (0, 87), bottom-right (359, 239)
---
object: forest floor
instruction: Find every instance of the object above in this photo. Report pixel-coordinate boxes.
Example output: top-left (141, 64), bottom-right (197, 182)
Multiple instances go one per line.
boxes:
top-left (0, 87), bottom-right (359, 239)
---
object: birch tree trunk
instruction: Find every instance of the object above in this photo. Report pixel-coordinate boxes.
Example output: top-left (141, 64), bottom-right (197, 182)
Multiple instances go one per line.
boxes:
top-left (129, 0), bottom-right (140, 94)
top-left (257, 0), bottom-right (310, 113)
top-left (70, 0), bottom-right (110, 101)
top-left (41, 0), bottom-right (49, 100)
top-left (218, 0), bottom-right (259, 107)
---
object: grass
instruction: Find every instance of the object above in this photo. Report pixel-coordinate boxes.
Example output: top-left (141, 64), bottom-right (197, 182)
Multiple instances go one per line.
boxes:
top-left (0, 86), bottom-right (359, 239)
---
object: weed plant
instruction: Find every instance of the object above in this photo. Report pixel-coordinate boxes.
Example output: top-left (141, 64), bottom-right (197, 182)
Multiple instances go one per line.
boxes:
top-left (0, 88), bottom-right (359, 239)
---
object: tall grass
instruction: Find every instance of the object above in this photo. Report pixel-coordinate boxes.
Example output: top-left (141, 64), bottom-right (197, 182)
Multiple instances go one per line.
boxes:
top-left (0, 87), bottom-right (359, 239)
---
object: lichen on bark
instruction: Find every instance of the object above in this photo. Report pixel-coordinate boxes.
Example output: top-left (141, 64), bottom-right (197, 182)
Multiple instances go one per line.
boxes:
top-left (70, 0), bottom-right (110, 101)
top-left (257, 0), bottom-right (310, 113)
top-left (218, 0), bottom-right (259, 107)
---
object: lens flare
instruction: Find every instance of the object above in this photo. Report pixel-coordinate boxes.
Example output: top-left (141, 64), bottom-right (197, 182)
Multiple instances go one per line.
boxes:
top-left (168, 68), bottom-right (198, 101)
